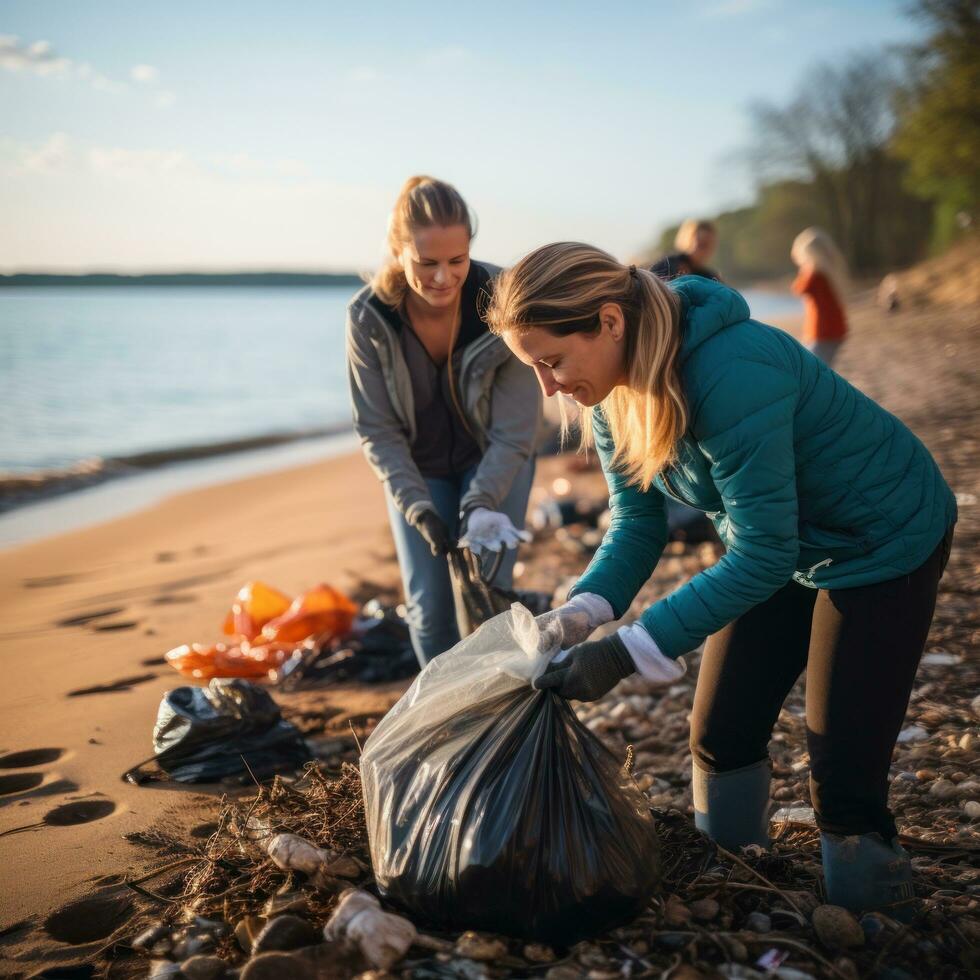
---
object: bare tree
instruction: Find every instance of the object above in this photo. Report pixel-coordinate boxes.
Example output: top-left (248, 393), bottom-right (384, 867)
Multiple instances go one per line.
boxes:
top-left (746, 51), bottom-right (902, 269)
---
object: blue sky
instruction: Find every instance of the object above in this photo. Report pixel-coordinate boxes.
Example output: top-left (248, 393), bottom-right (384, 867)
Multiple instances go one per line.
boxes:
top-left (0, 1), bottom-right (919, 272)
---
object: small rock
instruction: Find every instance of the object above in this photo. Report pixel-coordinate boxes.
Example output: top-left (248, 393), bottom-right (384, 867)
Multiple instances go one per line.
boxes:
top-left (251, 914), bottom-right (318, 954)
top-left (812, 905), bottom-right (864, 950)
top-left (921, 651), bottom-right (960, 666)
top-left (915, 768), bottom-right (938, 781)
top-left (720, 935), bottom-right (748, 961)
top-left (241, 952), bottom-right (315, 980)
top-left (666, 967), bottom-right (705, 980)
top-left (234, 916), bottom-right (265, 954)
top-left (546, 967), bottom-right (585, 980)
top-left (745, 911), bottom-right (771, 933)
top-left (524, 942), bottom-right (557, 963)
top-left (263, 891), bottom-right (309, 917)
top-left (689, 897), bottom-right (720, 921)
top-left (958, 733), bottom-right (974, 751)
top-left (971, 694), bottom-right (980, 720)
top-left (930, 778), bottom-right (959, 799)
top-left (181, 955), bottom-right (226, 980)
top-left (663, 897), bottom-right (692, 927)
top-left (897, 726), bottom-right (928, 743)
top-left (655, 932), bottom-right (689, 949)
top-left (133, 924), bottom-right (170, 953)
top-left (859, 913), bottom-right (887, 944)
top-left (454, 931), bottom-right (507, 962)
top-left (964, 800), bottom-right (980, 819)
top-left (149, 963), bottom-right (184, 979)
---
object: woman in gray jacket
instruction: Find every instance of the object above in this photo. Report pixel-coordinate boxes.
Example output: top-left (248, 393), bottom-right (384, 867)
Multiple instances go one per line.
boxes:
top-left (346, 176), bottom-right (542, 665)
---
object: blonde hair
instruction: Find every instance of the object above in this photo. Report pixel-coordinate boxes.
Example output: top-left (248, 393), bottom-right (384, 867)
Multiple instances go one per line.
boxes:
top-left (792, 227), bottom-right (849, 302)
top-left (674, 219), bottom-right (717, 254)
top-left (371, 175), bottom-right (474, 306)
top-left (485, 242), bottom-right (687, 491)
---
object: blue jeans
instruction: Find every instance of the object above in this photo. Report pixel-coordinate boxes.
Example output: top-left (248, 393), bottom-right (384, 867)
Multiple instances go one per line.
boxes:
top-left (385, 457), bottom-right (535, 666)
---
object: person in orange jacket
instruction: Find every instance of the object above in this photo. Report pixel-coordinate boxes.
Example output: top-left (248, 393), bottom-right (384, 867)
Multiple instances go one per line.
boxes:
top-left (791, 227), bottom-right (849, 367)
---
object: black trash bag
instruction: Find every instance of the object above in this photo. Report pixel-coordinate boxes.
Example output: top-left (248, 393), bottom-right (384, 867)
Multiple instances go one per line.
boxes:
top-left (278, 602), bottom-right (420, 688)
top-left (448, 547), bottom-right (552, 638)
top-left (124, 678), bottom-right (311, 784)
top-left (361, 607), bottom-right (660, 944)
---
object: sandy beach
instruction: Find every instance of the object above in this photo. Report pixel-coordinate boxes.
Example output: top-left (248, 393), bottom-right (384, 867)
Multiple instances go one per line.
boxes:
top-left (1, 295), bottom-right (977, 976)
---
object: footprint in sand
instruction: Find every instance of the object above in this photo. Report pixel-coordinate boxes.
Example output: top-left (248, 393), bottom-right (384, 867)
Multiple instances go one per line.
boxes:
top-left (23, 573), bottom-right (81, 589)
top-left (55, 607), bottom-right (125, 628)
top-left (0, 772), bottom-right (44, 795)
top-left (0, 747), bottom-right (64, 768)
top-left (150, 592), bottom-right (197, 606)
top-left (44, 890), bottom-right (133, 944)
top-left (91, 620), bottom-right (140, 632)
top-left (140, 655), bottom-right (167, 667)
top-left (67, 673), bottom-right (157, 697)
top-left (1, 798), bottom-right (116, 836)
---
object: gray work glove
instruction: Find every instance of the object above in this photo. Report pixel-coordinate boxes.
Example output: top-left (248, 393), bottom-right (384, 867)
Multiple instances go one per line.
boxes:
top-left (532, 632), bottom-right (636, 702)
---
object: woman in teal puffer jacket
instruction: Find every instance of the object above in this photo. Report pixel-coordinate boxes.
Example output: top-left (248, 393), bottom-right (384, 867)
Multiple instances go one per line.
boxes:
top-left (486, 242), bottom-right (956, 920)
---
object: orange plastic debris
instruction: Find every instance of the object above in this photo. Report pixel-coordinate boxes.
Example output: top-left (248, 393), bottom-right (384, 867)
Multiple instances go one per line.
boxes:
top-left (261, 584), bottom-right (359, 644)
top-left (170, 580), bottom-right (357, 682)
top-left (165, 641), bottom-right (301, 681)
top-left (222, 580), bottom-right (292, 641)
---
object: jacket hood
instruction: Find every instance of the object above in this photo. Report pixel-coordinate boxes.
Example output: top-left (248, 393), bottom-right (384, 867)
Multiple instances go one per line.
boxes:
top-left (669, 276), bottom-right (751, 363)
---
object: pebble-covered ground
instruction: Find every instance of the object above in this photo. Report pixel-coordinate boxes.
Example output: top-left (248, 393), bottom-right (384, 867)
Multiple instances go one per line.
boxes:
top-left (103, 292), bottom-right (977, 979)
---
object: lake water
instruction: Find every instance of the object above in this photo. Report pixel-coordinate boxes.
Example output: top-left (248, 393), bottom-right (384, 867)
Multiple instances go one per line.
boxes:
top-left (0, 284), bottom-right (803, 477)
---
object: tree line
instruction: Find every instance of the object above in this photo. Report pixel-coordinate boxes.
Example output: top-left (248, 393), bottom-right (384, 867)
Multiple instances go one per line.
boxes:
top-left (651, 0), bottom-right (979, 282)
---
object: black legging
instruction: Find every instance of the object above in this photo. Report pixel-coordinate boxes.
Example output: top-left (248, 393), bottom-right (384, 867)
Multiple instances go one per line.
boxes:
top-left (690, 526), bottom-right (953, 839)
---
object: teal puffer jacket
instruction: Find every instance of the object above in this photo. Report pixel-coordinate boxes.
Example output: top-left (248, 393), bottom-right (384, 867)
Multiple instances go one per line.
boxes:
top-left (569, 277), bottom-right (956, 660)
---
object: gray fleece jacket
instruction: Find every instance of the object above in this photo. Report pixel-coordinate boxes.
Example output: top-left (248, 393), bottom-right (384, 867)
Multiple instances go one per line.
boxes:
top-left (345, 261), bottom-right (542, 525)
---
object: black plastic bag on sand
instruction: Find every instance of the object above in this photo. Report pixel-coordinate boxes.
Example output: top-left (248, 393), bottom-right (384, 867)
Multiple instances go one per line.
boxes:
top-left (124, 678), bottom-right (311, 784)
top-left (360, 606), bottom-right (661, 944)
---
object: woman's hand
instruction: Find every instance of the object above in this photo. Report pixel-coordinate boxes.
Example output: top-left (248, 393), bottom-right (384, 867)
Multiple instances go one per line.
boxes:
top-left (413, 510), bottom-right (453, 557)
top-left (533, 593), bottom-right (615, 654)
top-left (533, 632), bottom-right (636, 701)
top-left (458, 507), bottom-right (531, 556)
top-left (534, 621), bottom-right (686, 700)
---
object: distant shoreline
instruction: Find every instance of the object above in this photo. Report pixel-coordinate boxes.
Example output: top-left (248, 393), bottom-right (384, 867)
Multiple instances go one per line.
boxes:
top-left (0, 425), bottom-right (354, 514)
top-left (0, 272), bottom-right (363, 288)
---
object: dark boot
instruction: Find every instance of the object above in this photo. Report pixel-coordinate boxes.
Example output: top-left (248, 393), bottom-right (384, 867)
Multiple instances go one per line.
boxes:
top-left (821, 832), bottom-right (915, 922)
top-left (692, 759), bottom-right (771, 850)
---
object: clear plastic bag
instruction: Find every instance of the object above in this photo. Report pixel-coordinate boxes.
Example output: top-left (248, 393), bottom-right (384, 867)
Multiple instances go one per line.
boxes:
top-left (360, 605), bottom-right (661, 944)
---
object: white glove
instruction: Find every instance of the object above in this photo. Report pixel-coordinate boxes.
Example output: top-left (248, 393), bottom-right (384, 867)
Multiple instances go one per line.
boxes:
top-left (617, 622), bottom-right (686, 685)
top-left (458, 507), bottom-right (531, 556)
top-left (534, 592), bottom-right (615, 655)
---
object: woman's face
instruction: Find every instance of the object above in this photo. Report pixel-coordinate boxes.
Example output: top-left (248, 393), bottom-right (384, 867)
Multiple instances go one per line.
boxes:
top-left (689, 228), bottom-right (717, 264)
top-left (503, 304), bottom-right (628, 407)
top-left (398, 224), bottom-right (471, 309)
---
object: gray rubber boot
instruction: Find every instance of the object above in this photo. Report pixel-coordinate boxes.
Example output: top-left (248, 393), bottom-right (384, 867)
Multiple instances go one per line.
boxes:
top-left (692, 759), bottom-right (771, 850)
top-left (821, 832), bottom-right (915, 922)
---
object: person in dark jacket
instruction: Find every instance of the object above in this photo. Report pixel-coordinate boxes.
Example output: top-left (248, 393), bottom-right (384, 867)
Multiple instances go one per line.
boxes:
top-left (486, 242), bottom-right (956, 920)
top-left (650, 218), bottom-right (720, 281)
top-left (346, 177), bottom-right (541, 665)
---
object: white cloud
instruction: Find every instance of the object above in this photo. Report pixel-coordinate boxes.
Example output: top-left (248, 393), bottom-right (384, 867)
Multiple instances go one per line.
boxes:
top-left (131, 64), bottom-right (159, 84)
top-left (207, 152), bottom-right (311, 179)
top-left (0, 132), bottom-right (75, 174)
top-left (0, 34), bottom-right (72, 76)
top-left (88, 146), bottom-right (195, 180)
top-left (22, 132), bottom-right (71, 173)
